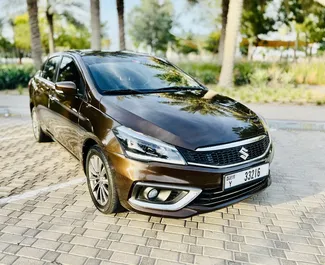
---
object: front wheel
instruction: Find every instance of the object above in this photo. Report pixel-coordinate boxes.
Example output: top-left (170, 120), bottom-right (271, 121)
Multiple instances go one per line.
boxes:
top-left (31, 108), bottom-right (51, 142)
top-left (86, 145), bottom-right (120, 214)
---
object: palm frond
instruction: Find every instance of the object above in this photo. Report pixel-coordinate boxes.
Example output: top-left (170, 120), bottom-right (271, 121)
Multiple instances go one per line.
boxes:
top-left (61, 10), bottom-right (86, 29)
top-left (0, 0), bottom-right (26, 20)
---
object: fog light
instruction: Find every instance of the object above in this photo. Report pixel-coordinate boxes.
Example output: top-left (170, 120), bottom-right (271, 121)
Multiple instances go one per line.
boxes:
top-left (129, 182), bottom-right (202, 211)
top-left (144, 187), bottom-right (159, 200)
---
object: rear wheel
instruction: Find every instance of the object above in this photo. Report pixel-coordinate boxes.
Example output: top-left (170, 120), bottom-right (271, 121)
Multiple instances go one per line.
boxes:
top-left (31, 108), bottom-right (51, 142)
top-left (86, 145), bottom-right (120, 214)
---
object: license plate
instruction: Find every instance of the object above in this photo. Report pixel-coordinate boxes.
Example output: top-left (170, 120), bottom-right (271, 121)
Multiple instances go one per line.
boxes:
top-left (224, 164), bottom-right (269, 190)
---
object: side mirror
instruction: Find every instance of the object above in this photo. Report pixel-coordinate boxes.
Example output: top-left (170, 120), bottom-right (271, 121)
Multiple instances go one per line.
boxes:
top-left (55, 81), bottom-right (76, 95)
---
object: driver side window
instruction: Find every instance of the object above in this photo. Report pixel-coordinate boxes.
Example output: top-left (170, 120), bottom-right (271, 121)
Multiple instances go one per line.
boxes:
top-left (42, 56), bottom-right (60, 82)
top-left (57, 56), bottom-right (85, 95)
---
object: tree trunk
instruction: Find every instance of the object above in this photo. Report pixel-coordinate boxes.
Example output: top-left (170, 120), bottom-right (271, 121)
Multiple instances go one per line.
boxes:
top-left (26, 0), bottom-right (43, 70)
top-left (46, 4), bottom-right (55, 54)
top-left (90, 0), bottom-right (101, 50)
top-left (294, 31), bottom-right (299, 62)
top-left (218, 0), bottom-right (243, 88)
top-left (116, 0), bottom-right (126, 50)
top-left (218, 0), bottom-right (229, 64)
top-left (305, 34), bottom-right (308, 57)
top-left (247, 39), bottom-right (255, 60)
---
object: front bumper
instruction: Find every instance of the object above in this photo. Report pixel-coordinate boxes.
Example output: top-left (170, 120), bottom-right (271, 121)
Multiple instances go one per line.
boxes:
top-left (106, 144), bottom-right (274, 218)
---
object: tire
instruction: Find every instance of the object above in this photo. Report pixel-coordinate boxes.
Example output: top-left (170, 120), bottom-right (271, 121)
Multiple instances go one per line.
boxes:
top-left (85, 145), bottom-right (120, 214)
top-left (31, 108), bottom-right (51, 143)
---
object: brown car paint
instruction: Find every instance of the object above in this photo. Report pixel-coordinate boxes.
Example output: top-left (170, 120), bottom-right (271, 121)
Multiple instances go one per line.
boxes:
top-left (29, 51), bottom-right (273, 218)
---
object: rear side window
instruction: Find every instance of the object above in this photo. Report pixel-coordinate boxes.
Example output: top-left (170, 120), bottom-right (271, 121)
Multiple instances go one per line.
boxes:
top-left (42, 56), bottom-right (60, 82)
top-left (57, 56), bottom-right (85, 95)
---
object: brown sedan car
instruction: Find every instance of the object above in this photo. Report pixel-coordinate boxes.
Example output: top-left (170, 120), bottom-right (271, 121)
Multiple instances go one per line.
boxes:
top-left (29, 50), bottom-right (273, 218)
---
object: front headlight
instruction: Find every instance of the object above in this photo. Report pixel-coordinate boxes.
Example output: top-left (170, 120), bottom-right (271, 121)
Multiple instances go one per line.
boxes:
top-left (258, 114), bottom-right (269, 130)
top-left (113, 126), bottom-right (186, 165)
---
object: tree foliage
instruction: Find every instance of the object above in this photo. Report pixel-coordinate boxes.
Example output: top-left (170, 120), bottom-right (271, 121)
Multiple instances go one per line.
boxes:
top-left (279, 0), bottom-right (325, 44)
top-left (55, 18), bottom-right (91, 50)
top-left (175, 34), bottom-right (199, 55)
top-left (241, 0), bottom-right (275, 43)
top-left (128, 0), bottom-right (175, 54)
top-left (13, 14), bottom-right (31, 51)
top-left (204, 31), bottom-right (220, 54)
top-left (12, 13), bottom-right (91, 53)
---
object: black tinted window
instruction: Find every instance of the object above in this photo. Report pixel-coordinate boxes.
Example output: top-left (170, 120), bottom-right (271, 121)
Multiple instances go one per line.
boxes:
top-left (42, 56), bottom-right (60, 82)
top-left (84, 55), bottom-right (201, 93)
top-left (57, 56), bottom-right (85, 94)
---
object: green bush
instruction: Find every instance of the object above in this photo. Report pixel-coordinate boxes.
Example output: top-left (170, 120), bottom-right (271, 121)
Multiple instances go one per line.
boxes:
top-left (289, 61), bottom-right (325, 85)
top-left (179, 62), bottom-right (220, 85)
top-left (0, 64), bottom-right (36, 90)
top-left (178, 60), bottom-right (311, 87)
top-left (233, 62), bottom-right (255, 86)
top-left (210, 84), bottom-right (325, 105)
top-left (178, 61), bottom-right (272, 86)
top-left (250, 69), bottom-right (269, 88)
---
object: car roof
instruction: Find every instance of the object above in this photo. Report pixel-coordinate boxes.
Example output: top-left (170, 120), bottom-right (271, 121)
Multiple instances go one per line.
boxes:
top-left (46, 50), bottom-right (168, 66)
top-left (65, 50), bottom-right (153, 59)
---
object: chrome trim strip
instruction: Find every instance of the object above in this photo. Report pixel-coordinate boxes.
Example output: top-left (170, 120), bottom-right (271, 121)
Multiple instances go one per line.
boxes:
top-left (196, 135), bottom-right (266, 151)
top-left (188, 135), bottom-right (272, 169)
top-left (128, 182), bottom-right (201, 211)
top-left (197, 177), bottom-right (269, 206)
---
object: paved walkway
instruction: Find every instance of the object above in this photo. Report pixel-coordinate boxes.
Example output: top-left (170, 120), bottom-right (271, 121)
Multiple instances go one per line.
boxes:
top-left (247, 104), bottom-right (325, 122)
top-left (0, 116), bottom-right (324, 265)
top-left (0, 95), bottom-right (30, 117)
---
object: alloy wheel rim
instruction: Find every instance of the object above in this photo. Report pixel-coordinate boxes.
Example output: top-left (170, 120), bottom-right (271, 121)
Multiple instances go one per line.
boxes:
top-left (89, 154), bottom-right (110, 206)
top-left (32, 110), bottom-right (40, 139)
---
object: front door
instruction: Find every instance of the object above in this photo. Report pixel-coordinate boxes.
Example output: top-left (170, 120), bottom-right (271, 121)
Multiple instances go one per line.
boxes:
top-left (49, 56), bottom-right (86, 158)
top-left (35, 56), bottom-right (61, 132)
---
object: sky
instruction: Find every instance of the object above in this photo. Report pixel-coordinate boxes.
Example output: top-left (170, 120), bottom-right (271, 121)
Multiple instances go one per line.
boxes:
top-left (100, 0), bottom-right (216, 50)
top-left (0, 0), bottom-right (217, 50)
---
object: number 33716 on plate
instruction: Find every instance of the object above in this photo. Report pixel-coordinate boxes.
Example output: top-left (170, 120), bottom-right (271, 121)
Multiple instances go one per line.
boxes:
top-left (224, 164), bottom-right (269, 190)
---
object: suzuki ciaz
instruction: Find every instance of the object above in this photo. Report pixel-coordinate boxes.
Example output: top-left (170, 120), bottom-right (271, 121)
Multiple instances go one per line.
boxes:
top-left (29, 51), bottom-right (273, 218)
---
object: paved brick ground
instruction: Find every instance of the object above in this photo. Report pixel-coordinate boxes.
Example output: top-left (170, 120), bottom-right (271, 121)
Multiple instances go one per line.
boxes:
top-left (0, 117), bottom-right (81, 198)
top-left (0, 117), bottom-right (324, 265)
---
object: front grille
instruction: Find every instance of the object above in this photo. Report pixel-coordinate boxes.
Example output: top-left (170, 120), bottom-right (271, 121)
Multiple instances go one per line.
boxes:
top-left (189, 177), bottom-right (268, 208)
top-left (178, 134), bottom-right (270, 167)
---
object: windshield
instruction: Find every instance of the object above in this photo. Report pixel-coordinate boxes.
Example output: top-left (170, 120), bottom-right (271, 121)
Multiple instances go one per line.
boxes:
top-left (83, 54), bottom-right (203, 94)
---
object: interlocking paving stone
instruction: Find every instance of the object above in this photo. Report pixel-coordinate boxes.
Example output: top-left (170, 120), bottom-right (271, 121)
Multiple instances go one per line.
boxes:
top-left (0, 254), bottom-right (18, 265)
top-left (16, 246), bottom-right (47, 259)
top-left (56, 253), bottom-right (87, 265)
top-left (0, 117), bottom-right (325, 265)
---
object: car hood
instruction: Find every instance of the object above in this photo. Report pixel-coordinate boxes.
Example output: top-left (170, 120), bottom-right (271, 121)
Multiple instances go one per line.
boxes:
top-left (100, 90), bottom-right (267, 150)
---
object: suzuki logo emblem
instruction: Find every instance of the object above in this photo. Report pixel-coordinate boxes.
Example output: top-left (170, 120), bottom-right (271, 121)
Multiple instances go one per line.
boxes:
top-left (239, 147), bottom-right (249, 160)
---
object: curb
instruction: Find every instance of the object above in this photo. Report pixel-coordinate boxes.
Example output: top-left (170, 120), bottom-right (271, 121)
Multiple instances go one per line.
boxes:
top-left (268, 119), bottom-right (325, 132)
top-left (0, 107), bottom-right (30, 118)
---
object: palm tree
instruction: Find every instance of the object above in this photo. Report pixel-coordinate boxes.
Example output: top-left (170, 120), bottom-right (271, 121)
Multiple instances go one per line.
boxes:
top-left (90, 0), bottom-right (101, 50)
top-left (45, 0), bottom-right (86, 53)
top-left (46, 0), bottom-right (55, 53)
top-left (116, 0), bottom-right (126, 50)
top-left (218, 0), bottom-right (229, 64)
top-left (26, 0), bottom-right (43, 70)
top-left (218, 0), bottom-right (243, 88)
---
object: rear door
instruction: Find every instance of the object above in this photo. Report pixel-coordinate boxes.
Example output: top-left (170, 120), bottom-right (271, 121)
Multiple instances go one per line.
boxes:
top-left (49, 55), bottom-right (86, 158)
top-left (34, 56), bottom-right (61, 131)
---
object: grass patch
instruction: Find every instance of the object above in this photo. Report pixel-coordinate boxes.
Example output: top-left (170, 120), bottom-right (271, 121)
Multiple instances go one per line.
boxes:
top-left (209, 85), bottom-right (325, 105)
top-left (178, 60), bottom-right (325, 87)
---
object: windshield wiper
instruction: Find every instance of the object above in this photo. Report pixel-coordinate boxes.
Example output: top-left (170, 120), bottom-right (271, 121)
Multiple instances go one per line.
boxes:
top-left (155, 86), bottom-right (204, 91)
top-left (101, 89), bottom-right (143, 95)
top-left (101, 86), bottom-right (205, 95)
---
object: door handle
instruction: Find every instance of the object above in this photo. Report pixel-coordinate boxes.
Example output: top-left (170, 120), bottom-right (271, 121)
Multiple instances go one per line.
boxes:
top-left (49, 95), bottom-right (59, 102)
